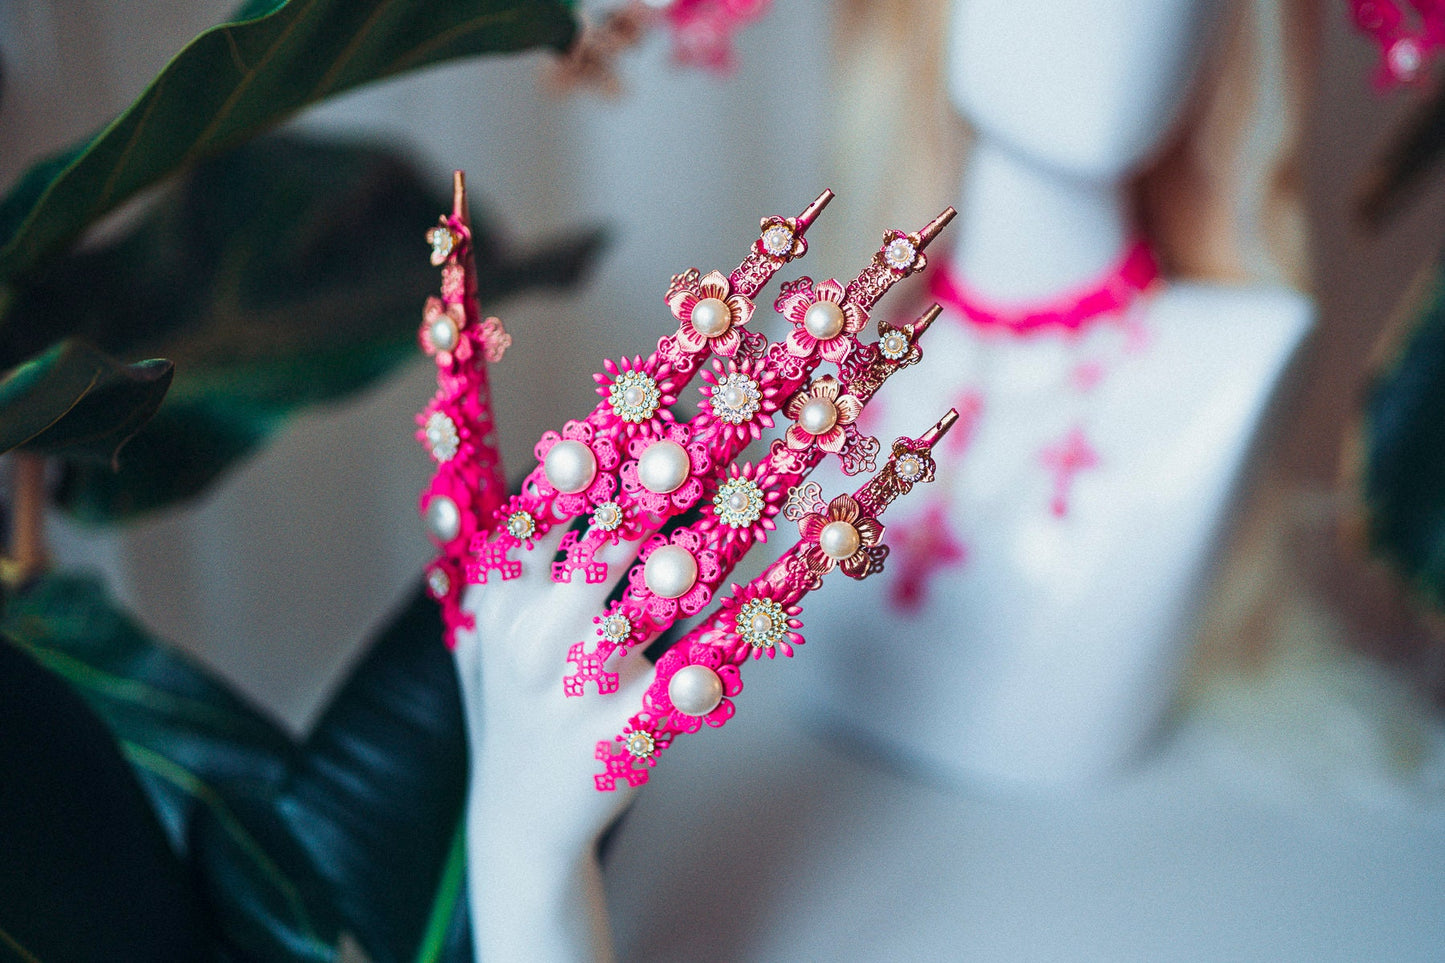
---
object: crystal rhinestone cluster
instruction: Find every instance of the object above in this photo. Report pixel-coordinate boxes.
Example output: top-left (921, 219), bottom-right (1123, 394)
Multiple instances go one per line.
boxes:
top-left (737, 597), bottom-right (788, 650)
top-left (608, 370), bottom-right (662, 423)
top-left (709, 371), bottom-right (763, 424)
top-left (713, 476), bottom-right (764, 528)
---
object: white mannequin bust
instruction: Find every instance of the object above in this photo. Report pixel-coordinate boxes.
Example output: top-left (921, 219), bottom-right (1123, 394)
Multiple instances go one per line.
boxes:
top-left (789, 0), bottom-right (1314, 788)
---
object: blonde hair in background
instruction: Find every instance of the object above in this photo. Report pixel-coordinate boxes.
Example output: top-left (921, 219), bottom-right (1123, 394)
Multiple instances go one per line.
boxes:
top-left (823, 0), bottom-right (1320, 291)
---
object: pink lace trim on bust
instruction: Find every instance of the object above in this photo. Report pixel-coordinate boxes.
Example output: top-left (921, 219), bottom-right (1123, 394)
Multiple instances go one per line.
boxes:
top-left (928, 239), bottom-right (1159, 337)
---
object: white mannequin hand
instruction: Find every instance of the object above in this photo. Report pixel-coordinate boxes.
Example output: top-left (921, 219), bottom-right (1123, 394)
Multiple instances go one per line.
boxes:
top-left (429, 190), bottom-right (956, 961)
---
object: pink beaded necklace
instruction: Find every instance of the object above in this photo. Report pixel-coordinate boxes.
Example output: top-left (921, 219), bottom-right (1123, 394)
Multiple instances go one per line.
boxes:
top-left (928, 238), bottom-right (1160, 337)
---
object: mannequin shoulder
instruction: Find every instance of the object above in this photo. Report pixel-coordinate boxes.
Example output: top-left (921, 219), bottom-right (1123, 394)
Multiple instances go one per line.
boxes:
top-left (1150, 281), bottom-right (1315, 347)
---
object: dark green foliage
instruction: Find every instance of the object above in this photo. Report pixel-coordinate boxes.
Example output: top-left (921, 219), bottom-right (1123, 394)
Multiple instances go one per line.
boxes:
top-left (1361, 261), bottom-right (1445, 608)
top-left (1, 574), bottom-right (473, 962)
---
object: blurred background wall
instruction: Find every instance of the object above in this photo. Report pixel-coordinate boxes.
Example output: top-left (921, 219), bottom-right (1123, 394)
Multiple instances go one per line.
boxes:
top-left (1, 0), bottom-right (1441, 731)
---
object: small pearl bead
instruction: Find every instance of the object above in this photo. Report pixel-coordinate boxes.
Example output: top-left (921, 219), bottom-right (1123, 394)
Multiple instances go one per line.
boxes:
top-left (637, 440), bottom-right (690, 494)
top-left (622, 385), bottom-right (645, 408)
top-left (803, 300), bottom-right (846, 340)
top-left (690, 297), bottom-right (732, 337)
top-left (425, 496), bottom-right (461, 542)
top-left (727, 492), bottom-right (747, 511)
top-left (644, 545), bottom-right (698, 599)
top-left (819, 519), bottom-right (861, 560)
top-left (721, 385), bottom-right (746, 409)
top-left (668, 664), bottom-right (724, 717)
top-left (750, 612), bottom-right (772, 634)
top-left (430, 318), bottom-right (458, 351)
top-left (798, 398), bottom-right (838, 436)
top-left (544, 440), bottom-right (597, 495)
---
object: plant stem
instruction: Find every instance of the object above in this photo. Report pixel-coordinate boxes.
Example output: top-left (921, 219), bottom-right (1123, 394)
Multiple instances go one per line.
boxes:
top-left (5, 453), bottom-right (47, 585)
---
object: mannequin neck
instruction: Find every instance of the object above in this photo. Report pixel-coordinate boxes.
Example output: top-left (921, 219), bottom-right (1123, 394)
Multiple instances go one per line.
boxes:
top-left (951, 138), bottom-right (1134, 304)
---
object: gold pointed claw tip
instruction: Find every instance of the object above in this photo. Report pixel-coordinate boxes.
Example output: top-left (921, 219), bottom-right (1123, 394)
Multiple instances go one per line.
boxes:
top-left (917, 207), bottom-right (957, 247)
top-left (921, 408), bottom-right (960, 445)
top-left (912, 303), bottom-right (943, 334)
top-left (452, 171), bottom-right (468, 222)
top-left (797, 189), bottom-right (835, 229)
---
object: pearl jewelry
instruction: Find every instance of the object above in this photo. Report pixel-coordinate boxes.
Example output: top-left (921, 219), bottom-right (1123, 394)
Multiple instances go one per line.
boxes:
top-left (798, 397), bottom-right (839, 436)
top-left (668, 664), bottom-right (724, 717)
top-left (591, 501), bottom-right (623, 532)
top-left (624, 729), bottom-right (656, 759)
top-left (424, 411), bottom-right (460, 462)
top-left (543, 440), bottom-right (597, 495)
top-left (600, 613), bottom-right (632, 643)
top-left (644, 545), bottom-right (698, 599)
top-left (506, 511), bottom-right (536, 540)
top-left (884, 237), bottom-right (916, 271)
top-left (761, 224), bottom-right (794, 257)
top-left (737, 597), bottom-right (787, 649)
top-left (803, 300), bottom-right (846, 341)
top-left (690, 297), bottom-right (732, 338)
top-left (894, 453), bottom-right (923, 482)
top-left (637, 440), bottom-right (691, 494)
top-left (710, 372), bottom-right (761, 425)
top-left (819, 519), bottom-right (861, 560)
top-left (425, 495), bottom-right (461, 543)
top-left (879, 330), bottom-right (909, 360)
top-left (713, 476), bottom-right (764, 528)
top-left (427, 567), bottom-right (450, 598)
top-left (608, 370), bottom-right (661, 423)
top-left (429, 316), bottom-right (459, 352)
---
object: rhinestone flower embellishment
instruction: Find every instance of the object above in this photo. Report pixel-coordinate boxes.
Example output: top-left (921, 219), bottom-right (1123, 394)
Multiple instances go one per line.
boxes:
top-left (608, 369), bottom-right (662, 424)
top-left (798, 493), bottom-right (885, 579)
top-left (713, 475), bottom-right (764, 528)
top-left (598, 611), bottom-right (633, 645)
top-left (623, 728), bottom-right (657, 760)
top-left (736, 598), bottom-right (786, 650)
top-left (879, 229), bottom-right (926, 275)
top-left (506, 510), bottom-right (537, 541)
top-left (591, 501), bottom-right (624, 533)
top-left (756, 214), bottom-right (807, 260)
top-left (878, 327), bottom-right (911, 361)
top-left (423, 411), bottom-right (461, 462)
top-left (596, 357), bottom-right (674, 435)
top-left (667, 269), bottom-right (756, 358)
top-left (419, 297), bottom-right (470, 367)
top-left (784, 375), bottom-right (862, 453)
top-left (777, 277), bottom-right (868, 364)
top-left (426, 221), bottom-right (460, 265)
top-left (709, 371), bottom-right (761, 424)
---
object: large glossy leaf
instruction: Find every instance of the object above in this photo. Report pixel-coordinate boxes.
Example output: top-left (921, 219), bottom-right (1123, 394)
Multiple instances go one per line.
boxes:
top-left (0, 134), bottom-right (604, 522)
top-left (3, 572), bottom-right (474, 962)
top-left (1359, 256), bottom-right (1445, 609)
top-left (2, 574), bottom-right (337, 960)
top-left (0, 638), bottom-right (210, 961)
top-left (0, 338), bottom-right (173, 464)
top-left (278, 584), bottom-right (471, 963)
top-left (0, 0), bottom-right (578, 283)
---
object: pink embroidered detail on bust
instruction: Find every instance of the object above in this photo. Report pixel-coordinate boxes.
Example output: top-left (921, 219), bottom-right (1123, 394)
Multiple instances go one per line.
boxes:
top-left (1040, 425), bottom-right (1099, 519)
top-left (929, 239), bottom-right (1160, 337)
top-left (887, 499), bottom-right (967, 614)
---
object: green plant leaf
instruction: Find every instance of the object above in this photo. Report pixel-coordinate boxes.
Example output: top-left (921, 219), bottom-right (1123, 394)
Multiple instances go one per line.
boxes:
top-left (0, 339), bottom-right (173, 464)
top-left (278, 584), bottom-right (472, 963)
top-left (1359, 257), bottom-right (1445, 608)
top-left (0, 0), bottom-right (578, 283)
top-left (0, 134), bottom-right (604, 522)
top-left (3, 572), bottom-right (475, 962)
top-left (0, 637), bottom-right (211, 960)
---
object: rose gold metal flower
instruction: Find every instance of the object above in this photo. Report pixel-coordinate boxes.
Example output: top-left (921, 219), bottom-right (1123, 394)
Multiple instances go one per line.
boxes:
top-left (783, 375), bottom-right (861, 453)
top-left (666, 269), bottom-right (756, 357)
top-left (797, 493), bottom-right (885, 579)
